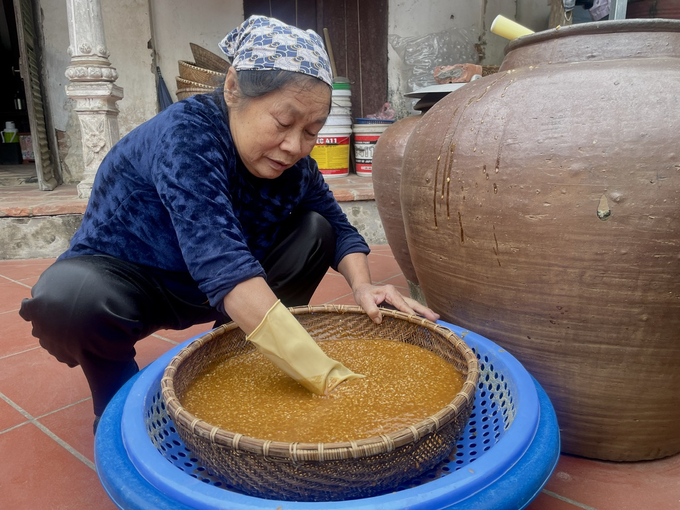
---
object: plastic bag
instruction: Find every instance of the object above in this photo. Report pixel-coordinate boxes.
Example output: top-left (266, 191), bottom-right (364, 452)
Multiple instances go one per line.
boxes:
top-left (366, 103), bottom-right (396, 121)
top-left (389, 28), bottom-right (479, 93)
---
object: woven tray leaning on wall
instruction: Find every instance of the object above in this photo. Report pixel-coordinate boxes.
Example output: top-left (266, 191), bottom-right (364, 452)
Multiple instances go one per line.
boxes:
top-left (190, 42), bottom-right (230, 73)
top-left (161, 304), bottom-right (479, 502)
top-left (178, 60), bottom-right (226, 88)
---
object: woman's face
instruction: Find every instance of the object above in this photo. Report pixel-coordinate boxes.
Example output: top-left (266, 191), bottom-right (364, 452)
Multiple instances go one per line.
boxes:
top-left (224, 68), bottom-right (331, 179)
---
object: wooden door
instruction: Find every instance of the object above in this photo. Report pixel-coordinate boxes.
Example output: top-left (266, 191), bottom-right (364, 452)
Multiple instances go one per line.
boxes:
top-left (13, 0), bottom-right (59, 190)
top-left (243, 0), bottom-right (388, 119)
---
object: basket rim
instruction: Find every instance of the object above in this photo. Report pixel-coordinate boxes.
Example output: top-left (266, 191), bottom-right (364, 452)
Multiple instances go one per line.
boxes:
top-left (161, 304), bottom-right (480, 462)
top-left (177, 87), bottom-right (213, 92)
top-left (178, 59), bottom-right (227, 78)
top-left (175, 77), bottom-right (215, 89)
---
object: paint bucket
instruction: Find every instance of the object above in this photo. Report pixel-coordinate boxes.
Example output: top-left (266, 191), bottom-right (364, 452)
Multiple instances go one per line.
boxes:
top-left (310, 81), bottom-right (353, 178)
top-left (310, 125), bottom-right (352, 178)
top-left (330, 82), bottom-right (352, 117)
top-left (352, 123), bottom-right (391, 177)
top-left (326, 81), bottom-right (352, 128)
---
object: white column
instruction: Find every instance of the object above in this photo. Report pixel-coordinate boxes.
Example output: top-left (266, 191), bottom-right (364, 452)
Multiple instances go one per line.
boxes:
top-left (64, 0), bottom-right (124, 199)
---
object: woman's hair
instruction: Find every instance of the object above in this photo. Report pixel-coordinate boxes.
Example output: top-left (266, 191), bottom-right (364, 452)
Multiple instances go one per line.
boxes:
top-left (232, 70), bottom-right (331, 112)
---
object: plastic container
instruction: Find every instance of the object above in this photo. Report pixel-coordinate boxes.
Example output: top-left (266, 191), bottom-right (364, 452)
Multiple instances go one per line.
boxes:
top-left (310, 81), bottom-right (353, 179)
top-left (331, 82), bottom-right (352, 117)
top-left (2, 121), bottom-right (19, 143)
top-left (353, 123), bottom-right (390, 177)
top-left (326, 82), bottom-right (353, 128)
top-left (310, 125), bottom-right (352, 178)
top-left (330, 99), bottom-right (352, 117)
top-left (324, 112), bottom-right (352, 127)
top-left (0, 122), bottom-right (21, 164)
top-left (95, 322), bottom-right (560, 509)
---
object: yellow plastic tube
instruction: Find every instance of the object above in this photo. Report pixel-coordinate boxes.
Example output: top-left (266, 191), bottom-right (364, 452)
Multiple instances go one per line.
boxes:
top-left (490, 15), bottom-right (534, 40)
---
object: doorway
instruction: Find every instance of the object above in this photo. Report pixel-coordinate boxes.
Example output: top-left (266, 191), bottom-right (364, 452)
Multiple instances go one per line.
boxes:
top-left (1, 0), bottom-right (59, 190)
top-left (0, 0), bottom-right (34, 185)
top-left (243, 0), bottom-right (389, 119)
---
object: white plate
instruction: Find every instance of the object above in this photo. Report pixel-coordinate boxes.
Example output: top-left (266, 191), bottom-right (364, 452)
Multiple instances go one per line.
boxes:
top-left (404, 81), bottom-right (476, 98)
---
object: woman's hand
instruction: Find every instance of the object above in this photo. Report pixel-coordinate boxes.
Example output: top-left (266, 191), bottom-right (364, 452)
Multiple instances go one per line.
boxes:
top-left (352, 282), bottom-right (440, 324)
top-left (337, 252), bottom-right (440, 325)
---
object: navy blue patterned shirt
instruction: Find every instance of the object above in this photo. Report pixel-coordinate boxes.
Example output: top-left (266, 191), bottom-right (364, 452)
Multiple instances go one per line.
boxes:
top-left (60, 90), bottom-right (369, 310)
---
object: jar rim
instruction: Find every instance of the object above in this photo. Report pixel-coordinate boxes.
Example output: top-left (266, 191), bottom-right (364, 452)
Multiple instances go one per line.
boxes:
top-left (505, 18), bottom-right (680, 55)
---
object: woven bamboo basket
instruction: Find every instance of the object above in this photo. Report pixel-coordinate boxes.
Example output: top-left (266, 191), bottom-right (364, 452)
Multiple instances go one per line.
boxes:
top-left (175, 77), bottom-right (215, 91)
top-left (176, 88), bottom-right (211, 101)
top-left (161, 305), bottom-right (479, 502)
top-left (190, 42), bottom-right (230, 73)
top-left (178, 60), bottom-right (226, 87)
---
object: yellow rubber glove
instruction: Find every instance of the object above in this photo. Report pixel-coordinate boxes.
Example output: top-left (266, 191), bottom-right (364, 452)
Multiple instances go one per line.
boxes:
top-left (246, 300), bottom-right (365, 395)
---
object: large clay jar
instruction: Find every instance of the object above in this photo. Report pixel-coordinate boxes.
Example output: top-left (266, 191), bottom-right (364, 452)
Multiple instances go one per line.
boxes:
top-left (372, 115), bottom-right (422, 288)
top-left (401, 20), bottom-right (680, 461)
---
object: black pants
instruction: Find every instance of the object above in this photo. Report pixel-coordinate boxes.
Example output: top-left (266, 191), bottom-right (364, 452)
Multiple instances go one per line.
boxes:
top-left (20, 211), bottom-right (335, 416)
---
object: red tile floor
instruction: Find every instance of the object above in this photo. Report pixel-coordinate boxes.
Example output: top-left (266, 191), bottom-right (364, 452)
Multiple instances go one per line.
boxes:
top-left (1, 250), bottom-right (679, 509)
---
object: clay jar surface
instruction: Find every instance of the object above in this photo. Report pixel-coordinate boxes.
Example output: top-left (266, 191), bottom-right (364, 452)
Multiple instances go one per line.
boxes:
top-left (401, 20), bottom-right (680, 461)
top-left (372, 115), bottom-right (422, 285)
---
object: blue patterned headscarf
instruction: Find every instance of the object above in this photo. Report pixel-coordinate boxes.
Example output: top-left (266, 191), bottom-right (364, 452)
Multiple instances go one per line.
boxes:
top-left (218, 15), bottom-right (333, 87)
